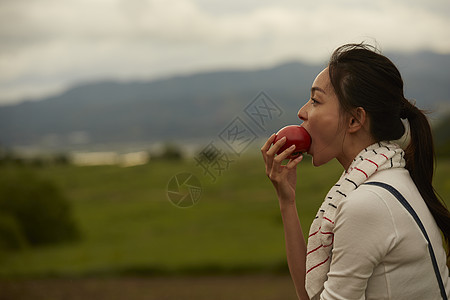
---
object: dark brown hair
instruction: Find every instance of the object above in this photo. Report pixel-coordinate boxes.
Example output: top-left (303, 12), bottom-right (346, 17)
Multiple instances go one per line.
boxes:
top-left (328, 43), bottom-right (450, 258)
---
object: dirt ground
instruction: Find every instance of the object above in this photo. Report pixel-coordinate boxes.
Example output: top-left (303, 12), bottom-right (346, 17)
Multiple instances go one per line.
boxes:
top-left (0, 274), bottom-right (298, 300)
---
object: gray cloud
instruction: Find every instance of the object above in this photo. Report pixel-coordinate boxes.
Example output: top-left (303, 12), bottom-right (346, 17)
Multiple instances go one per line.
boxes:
top-left (0, 0), bottom-right (449, 105)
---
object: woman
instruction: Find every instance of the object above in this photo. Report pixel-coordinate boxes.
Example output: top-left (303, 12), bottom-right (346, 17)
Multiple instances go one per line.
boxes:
top-left (261, 43), bottom-right (450, 299)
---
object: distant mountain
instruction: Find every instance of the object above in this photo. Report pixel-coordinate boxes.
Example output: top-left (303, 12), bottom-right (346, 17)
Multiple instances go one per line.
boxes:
top-left (0, 51), bottom-right (449, 150)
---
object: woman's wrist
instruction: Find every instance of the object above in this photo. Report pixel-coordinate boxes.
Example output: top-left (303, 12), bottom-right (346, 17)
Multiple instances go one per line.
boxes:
top-left (279, 197), bottom-right (297, 212)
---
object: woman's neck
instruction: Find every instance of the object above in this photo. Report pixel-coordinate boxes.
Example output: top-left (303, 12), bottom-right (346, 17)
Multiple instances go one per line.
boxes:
top-left (337, 133), bottom-right (376, 171)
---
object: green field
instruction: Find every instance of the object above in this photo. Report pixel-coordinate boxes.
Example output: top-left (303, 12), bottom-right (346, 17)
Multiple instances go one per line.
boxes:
top-left (0, 153), bottom-right (449, 279)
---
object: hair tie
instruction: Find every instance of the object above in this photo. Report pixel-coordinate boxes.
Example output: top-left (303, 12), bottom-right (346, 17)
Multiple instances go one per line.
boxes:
top-left (400, 99), bottom-right (417, 120)
top-left (399, 107), bottom-right (409, 119)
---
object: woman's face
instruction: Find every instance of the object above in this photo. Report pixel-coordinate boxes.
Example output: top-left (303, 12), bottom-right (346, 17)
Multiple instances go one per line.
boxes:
top-left (298, 67), bottom-right (347, 166)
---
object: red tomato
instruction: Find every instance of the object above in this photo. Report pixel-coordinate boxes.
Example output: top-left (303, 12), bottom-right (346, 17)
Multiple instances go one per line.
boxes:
top-left (273, 125), bottom-right (311, 159)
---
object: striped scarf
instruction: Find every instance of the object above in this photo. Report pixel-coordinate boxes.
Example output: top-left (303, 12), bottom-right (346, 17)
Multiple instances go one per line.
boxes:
top-left (305, 141), bottom-right (406, 299)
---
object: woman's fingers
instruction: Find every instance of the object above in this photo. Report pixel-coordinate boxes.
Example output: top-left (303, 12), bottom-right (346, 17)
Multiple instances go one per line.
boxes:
top-left (274, 144), bottom-right (295, 163)
top-left (261, 133), bottom-right (277, 163)
top-left (261, 133), bottom-right (276, 153)
top-left (266, 136), bottom-right (286, 156)
top-left (262, 134), bottom-right (303, 181)
top-left (271, 144), bottom-right (295, 172)
top-left (271, 145), bottom-right (300, 178)
top-left (262, 135), bottom-right (285, 176)
top-left (286, 154), bottom-right (303, 169)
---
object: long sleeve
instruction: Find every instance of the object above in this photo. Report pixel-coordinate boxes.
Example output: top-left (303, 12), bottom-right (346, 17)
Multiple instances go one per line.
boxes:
top-left (320, 188), bottom-right (397, 300)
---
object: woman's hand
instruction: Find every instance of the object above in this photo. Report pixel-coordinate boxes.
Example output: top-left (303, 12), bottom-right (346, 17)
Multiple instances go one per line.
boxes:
top-left (261, 133), bottom-right (303, 205)
top-left (262, 134), bottom-right (310, 300)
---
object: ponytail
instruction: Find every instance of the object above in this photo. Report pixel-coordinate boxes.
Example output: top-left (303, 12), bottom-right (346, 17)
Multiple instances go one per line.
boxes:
top-left (402, 100), bottom-right (450, 260)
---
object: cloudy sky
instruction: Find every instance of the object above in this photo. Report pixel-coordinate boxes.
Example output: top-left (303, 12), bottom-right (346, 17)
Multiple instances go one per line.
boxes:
top-left (1, 0), bottom-right (449, 105)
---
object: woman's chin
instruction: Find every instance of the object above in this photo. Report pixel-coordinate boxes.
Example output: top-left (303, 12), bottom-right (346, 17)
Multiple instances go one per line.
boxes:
top-left (312, 158), bottom-right (322, 167)
top-left (311, 155), bottom-right (331, 167)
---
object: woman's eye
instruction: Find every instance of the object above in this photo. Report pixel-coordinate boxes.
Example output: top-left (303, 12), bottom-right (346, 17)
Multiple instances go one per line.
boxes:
top-left (311, 98), bottom-right (319, 105)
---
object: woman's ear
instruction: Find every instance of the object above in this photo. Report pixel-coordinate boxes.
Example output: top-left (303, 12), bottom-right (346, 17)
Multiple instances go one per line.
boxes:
top-left (348, 107), bottom-right (367, 133)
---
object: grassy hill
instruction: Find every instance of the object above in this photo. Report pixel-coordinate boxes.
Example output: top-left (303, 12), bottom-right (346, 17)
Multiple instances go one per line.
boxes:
top-left (0, 153), bottom-right (449, 278)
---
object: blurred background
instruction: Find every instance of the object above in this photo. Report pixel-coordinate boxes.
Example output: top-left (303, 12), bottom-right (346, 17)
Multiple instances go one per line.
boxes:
top-left (0, 0), bottom-right (449, 299)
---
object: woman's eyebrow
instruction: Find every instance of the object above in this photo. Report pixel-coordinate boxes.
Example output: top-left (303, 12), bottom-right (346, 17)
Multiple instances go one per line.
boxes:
top-left (311, 86), bottom-right (326, 95)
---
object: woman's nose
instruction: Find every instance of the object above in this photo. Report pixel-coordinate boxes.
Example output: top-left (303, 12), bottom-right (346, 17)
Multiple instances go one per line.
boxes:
top-left (297, 102), bottom-right (308, 121)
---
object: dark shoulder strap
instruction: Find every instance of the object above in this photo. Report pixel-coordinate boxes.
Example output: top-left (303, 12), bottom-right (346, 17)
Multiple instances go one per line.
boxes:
top-left (364, 181), bottom-right (447, 300)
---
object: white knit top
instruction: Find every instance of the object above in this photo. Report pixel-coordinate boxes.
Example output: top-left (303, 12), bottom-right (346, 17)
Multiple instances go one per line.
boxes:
top-left (316, 168), bottom-right (450, 299)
